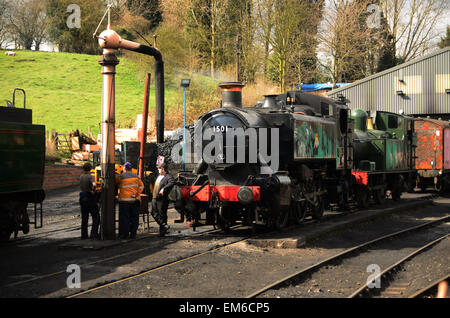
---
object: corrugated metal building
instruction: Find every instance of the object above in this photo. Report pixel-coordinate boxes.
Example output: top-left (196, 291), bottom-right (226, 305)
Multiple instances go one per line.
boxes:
top-left (328, 47), bottom-right (450, 119)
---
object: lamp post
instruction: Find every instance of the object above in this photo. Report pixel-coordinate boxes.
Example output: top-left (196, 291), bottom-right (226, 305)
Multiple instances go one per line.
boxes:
top-left (180, 79), bottom-right (191, 170)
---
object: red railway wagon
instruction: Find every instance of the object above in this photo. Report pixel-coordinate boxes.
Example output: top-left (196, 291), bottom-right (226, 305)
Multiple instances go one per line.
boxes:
top-left (414, 118), bottom-right (450, 191)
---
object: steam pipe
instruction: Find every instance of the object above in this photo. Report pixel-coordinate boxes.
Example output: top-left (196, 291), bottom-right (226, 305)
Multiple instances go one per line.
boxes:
top-left (99, 30), bottom-right (165, 143)
top-left (139, 73), bottom-right (151, 180)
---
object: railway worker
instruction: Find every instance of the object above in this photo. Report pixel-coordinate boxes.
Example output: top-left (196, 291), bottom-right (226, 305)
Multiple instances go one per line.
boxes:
top-left (151, 162), bottom-right (175, 237)
top-left (116, 162), bottom-right (144, 239)
top-left (79, 162), bottom-right (100, 239)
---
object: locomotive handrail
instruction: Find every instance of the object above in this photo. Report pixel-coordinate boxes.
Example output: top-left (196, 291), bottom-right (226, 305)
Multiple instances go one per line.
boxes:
top-left (189, 180), bottom-right (209, 197)
top-left (12, 88), bottom-right (26, 108)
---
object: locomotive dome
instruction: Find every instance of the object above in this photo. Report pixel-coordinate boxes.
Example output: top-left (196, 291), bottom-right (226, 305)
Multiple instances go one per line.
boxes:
top-left (351, 109), bottom-right (368, 132)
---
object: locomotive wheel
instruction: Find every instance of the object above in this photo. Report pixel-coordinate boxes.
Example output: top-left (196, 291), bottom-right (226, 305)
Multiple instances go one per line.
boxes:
top-left (356, 188), bottom-right (370, 208)
top-left (391, 176), bottom-right (405, 201)
top-left (311, 198), bottom-right (324, 220)
top-left (337, 191), bottom-right (349, 210)
top-left (435, 177), bottom-right (443, 193)
top-left (17, 206), bottom-right (30, 235)
top-left (374, 188), bottom-right (386, 205)
top-left (274, 207), bottom-right (290, 230)
top-left (0, 229), bottom-right (12, 242)
top-left (391, 185), bottom-right (402, 201)
top-left (293, 202), bottom-right (306, 224)
top-left (0, 209), bottom-right (12, 241)
top-left (23, 223), bottom-right (30, 235)
top-left (420, 184), bottom-right (427, 192)
top-left (216, 207), bottom-right (232, 232)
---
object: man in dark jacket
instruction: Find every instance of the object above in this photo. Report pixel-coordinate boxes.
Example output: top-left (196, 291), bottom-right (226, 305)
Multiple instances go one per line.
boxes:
top-left (151, 162), bottom-right (175, 236)
top-left (79, 163), bottom-right (99, 239)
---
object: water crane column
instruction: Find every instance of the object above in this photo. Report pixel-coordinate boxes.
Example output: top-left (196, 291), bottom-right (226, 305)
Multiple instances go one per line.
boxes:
top-left (98, 48), bottom-right (119, 240)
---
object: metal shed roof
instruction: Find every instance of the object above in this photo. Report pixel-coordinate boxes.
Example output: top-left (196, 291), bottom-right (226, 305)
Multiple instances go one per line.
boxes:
top-left (328, 47), bottom-right (450, 95)
top-left (327, 47), bottom-right (450, 115)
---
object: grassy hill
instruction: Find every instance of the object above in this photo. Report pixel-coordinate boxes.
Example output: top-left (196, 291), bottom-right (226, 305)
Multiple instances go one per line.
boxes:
top-left (0, 50), bottom-right (220, 136)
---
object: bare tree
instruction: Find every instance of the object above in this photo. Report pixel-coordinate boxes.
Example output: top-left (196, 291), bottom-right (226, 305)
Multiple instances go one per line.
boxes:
top-left (0, 0), bottom-right (10, 49)
top-left (255, 0), bottom-right (323, 91)
top-left (286, 0), bottom-right (324, 89)
top-left (381, 0), bottom-right (449, 61)
top-left (438, 25), bottom-right (450, 49)
top-left (7, 0), bottom-right (48, 50)
top-left (318, 0), bottom-right (381, 85)
top-left (184, 0), bottom-right (229, 78)
top-left (255, 0), bottom-right (275, 78)
top-left (267, 0), bottom-right (315, 92)
top-left (226, 0), bottom-right (262, 83)
top-left (30, 0), bottom-right (48, 51)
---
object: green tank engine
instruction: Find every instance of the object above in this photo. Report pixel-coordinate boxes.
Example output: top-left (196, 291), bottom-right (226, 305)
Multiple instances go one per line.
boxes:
top-left (350, 109), bottom-right (416, 207)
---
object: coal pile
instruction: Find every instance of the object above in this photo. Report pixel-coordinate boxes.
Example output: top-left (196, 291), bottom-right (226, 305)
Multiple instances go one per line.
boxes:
top-left (157, 125), bottom-right (196, 173)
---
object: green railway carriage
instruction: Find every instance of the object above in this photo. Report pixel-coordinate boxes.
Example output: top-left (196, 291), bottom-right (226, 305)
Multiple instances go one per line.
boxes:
top-left (0, 89), bottom-right (46, 241)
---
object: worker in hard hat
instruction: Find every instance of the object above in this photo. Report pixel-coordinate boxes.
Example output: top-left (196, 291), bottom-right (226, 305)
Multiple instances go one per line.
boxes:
top-left (116, 162), bottom-right (144, 239)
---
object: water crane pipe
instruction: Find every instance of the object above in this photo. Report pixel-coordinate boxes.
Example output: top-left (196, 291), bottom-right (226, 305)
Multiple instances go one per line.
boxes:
top-left (98, 29), bottom-right (165, 143)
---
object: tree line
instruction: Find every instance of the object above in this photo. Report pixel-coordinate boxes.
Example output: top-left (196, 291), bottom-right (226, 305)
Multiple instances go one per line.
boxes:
top-left (0, 0), bottom-right (448, 91)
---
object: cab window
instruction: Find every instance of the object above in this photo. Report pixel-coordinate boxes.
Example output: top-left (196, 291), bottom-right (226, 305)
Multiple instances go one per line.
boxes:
top-left (388, 115), bottom-right (398, 129)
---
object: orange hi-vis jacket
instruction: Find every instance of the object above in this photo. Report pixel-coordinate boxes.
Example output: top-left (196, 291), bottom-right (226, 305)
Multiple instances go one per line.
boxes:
top-left (116, 172), bottom-right (144, 202)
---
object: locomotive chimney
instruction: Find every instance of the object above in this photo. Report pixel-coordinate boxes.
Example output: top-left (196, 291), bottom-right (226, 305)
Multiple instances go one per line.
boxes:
top-left (219, 82), bottom-right (245, 108)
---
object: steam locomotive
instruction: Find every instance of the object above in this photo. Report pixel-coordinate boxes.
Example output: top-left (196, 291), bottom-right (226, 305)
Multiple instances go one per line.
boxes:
top-left (0, 89), bottom-right (46, 241)
top-left (171, 82), bottom-right (416, 231)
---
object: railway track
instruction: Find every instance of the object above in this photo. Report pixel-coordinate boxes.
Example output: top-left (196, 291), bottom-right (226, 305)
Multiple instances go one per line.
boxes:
top-left (0, 204), bottom-right (364, 290)
top-left (1, 223), bottom-right (246, 292)
top-left (66, 228), bottom-right (253, 298)
top-left (350, 234), bottom-right (449, 298)
top-left (0, 223), bottom-right (82, 247)
top-left (247, 215), bottom-right (450, 298)
top-left (7, 209), bottom-right (161, 246)
top-left (1, 194), bottom-right (442, 298)
top-left (408, 275), bottom-right (449, 298)
top-left (68, 212), bottom-right (448, 298)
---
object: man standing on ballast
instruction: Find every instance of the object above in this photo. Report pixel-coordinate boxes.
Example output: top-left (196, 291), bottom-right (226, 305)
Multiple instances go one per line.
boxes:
top-left (151, 162), bottom-right (175, 236)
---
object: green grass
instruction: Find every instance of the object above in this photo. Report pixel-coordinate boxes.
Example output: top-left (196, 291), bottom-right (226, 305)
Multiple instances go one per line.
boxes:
top-left (0, 50), bottom-right (218, 136)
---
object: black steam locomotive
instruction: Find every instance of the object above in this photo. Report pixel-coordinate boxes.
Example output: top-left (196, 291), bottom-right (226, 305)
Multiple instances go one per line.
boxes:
top-left (171, 82), bottom-right (416, 231)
